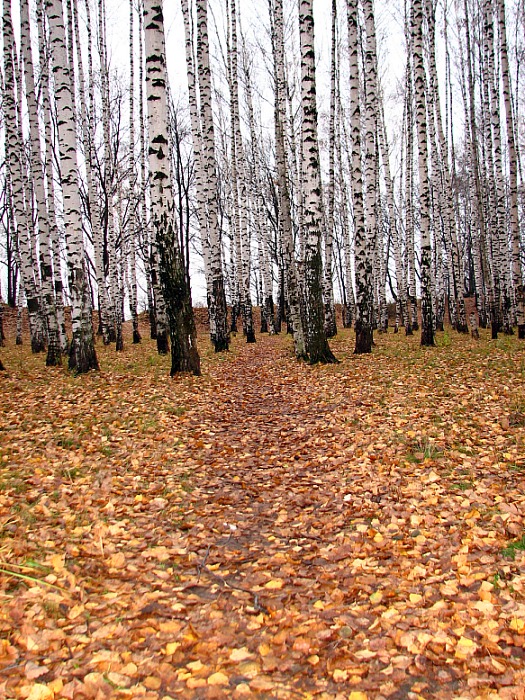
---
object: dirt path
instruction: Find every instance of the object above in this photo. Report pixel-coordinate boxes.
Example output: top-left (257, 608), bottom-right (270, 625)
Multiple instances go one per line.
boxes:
top-left (1, 327), bottom-right (525, 699)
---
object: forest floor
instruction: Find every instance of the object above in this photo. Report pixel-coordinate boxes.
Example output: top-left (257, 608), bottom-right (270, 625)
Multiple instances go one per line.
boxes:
top-left (1, 314), bottom-right (525, 700)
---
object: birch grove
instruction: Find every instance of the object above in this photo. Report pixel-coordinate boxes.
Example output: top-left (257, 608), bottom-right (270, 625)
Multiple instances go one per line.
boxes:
top-left (2, 0), bottom-right (525, 372)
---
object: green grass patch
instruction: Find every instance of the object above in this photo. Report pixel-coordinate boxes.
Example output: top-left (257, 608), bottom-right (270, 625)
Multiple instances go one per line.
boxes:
top-left (502, 534), bottom-right (525, 560)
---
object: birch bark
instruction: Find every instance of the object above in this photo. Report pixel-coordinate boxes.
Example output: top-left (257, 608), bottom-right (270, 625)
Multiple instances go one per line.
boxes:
top-left (20, 0), bottom-right (62, 364)
top-left (191, 0), bottom-right (230, 351)
top-left (298, 0), bottom-right (337, 363)
top-left (143, 0), bottom-right (200, 375)
top-left (46, 0), bottom-right (99, 372)
top-left (272, 0), bottom-right (307, 358)
top-left (412, 0), bottom-right (434, 345)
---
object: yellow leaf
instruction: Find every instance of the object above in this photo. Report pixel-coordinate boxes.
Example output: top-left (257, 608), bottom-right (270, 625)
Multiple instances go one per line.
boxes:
top-left (187, 660), bottom-right (204, 672)
top-left (48, 679), bottom-right (63, 695)
top-left (27, 684), bottom-right (54, 700)
top-left (510, 618), bottom-right (525, 634)
top-left (229, 647), bottom-right (253, 662)
top-left (332, 669), bottom-right (348, 682)
top-left (165, 642), bottom-right (181, 655)
top-left (108, 552), bottom-right (126, 569)
top-left (473, 600), bottom-right (494, 615)
top-left (307, 655), bottom-right (320, 665)
top-left (370, 591), bottom-right (383, 605)
top-left (48, 554), bottom-right (65, 573)
top-left (409, 594), bottom-right (423, 604)
top-left (207, 671), bottom-right (229, 686)
top-left (349, 693), bottom-right (368, 700)
top-left (67, 604), bottom-right (84, 621)
top-left (264, 579), bottom-right (283, 589)
top-left (464, 509), bottom-right (480, 520)
top-left (455, 636), bottom-right (477, 659)
top-left (143, 676), bottom-right (161, 690)
top-left (313, 600), bottom-right (325, 610)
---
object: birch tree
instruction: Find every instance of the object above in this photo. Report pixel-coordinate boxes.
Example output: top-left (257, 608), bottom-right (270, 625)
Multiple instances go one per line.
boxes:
top-left (497, 0), bottom-right (524, 338)
top-left (46, 0), bottom-right (99, 372)
top-left (187, 0), bottom-right (230, 352)
top-left (3, 0), bottom-right (47, 354)
top-left (272, 0), bottom-right (307, 359)
top-left (412, 0), bottom-right (434, 345)
top-left (20, 0), bottom-right (62, 365)
top-left (227, 0), bottom-right (256, 343)
top-left (323, 0), bottom-right (338, 339)
top-left (143, 0), bottom-right (200, 375)
top-left (128, 0), bottom-right (141, 344)
top-left (348, 0), bottom-right (373, 353)
top-left (298, 0), bottom-right (337, 363)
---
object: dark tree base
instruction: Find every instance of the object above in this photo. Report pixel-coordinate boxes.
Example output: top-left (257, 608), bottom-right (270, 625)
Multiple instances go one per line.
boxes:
top-left (170, 347), bottom-right (201, 377)
top-left (133, 329), bottom-right (142, 344)
top-left (157, 331), bottom-right (169, 355)
top-left (421, 329), bottom-right (435, 346)
top-left (260, 316), bottom-right (268, 334)
top-left (354, 325), bottom-right (373, 354)
top-left (309, 346), bottom-right (339, 365)
top-left (46, 343), bottom-right (62, 367)
top-left (149, 309), bottom-right (157, 340)
top-left (31, 338), bottom-right (47, 354)
top-left (0, 358), bottom-right (5, 371)
top-left (116, 333), bottom-right (124, 352)
top-left (519, 325), bottom-right (525, 339)
top-left (405, 325), bottom-right (413, 336)
top-left (491, 322), bottom-right (499, 340)
top-left (246, 330), bottom-right (256, 343)
top-left (69, 339), bottom-right (99, 375)
top-left (213, 336), bottom-right (230, 353)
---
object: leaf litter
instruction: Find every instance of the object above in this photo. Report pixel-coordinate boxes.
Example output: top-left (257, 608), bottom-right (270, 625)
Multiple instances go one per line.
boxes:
top-left (1, 320), bottom-right (525, 699)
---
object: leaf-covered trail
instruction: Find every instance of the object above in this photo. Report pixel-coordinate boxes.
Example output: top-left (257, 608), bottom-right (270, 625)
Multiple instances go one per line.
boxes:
top-left (1, 324), bottom-right (525, 699)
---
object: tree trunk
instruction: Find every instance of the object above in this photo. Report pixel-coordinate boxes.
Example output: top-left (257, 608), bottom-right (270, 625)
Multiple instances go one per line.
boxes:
top-left (46, 0), bottom-right (99, 372)
top-left (3, 0), bottom-right (47, 354)
top-left (143, 0), bottom-right (200, 376)
top-left (20, 0), bottom-right (62, 365)
top-left (348, 0), bottom-right (373, 353)
top-left (412, 0), bottom-right (434, 346)
top-left (272, 0), bottom-right (307, 359)
top-left (498, 0), bottom-right (524, 337)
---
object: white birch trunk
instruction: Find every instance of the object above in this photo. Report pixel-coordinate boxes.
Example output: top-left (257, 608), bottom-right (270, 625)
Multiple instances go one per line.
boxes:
top-left (20, 0), bottom-right (62, 364)
top-left (323, 0), bottom-right (337, 339)
top-left (498, 0), bottom-right (524, 337)
top-left (3, 0), bottom-right (47, 353)
top-left (412, 0), bottom-right (434, 345)
top-left (128, 0), bottom-right (141, 344)
top-left (243, 42), bottom-right (276, 334)
top-left (298, 0), bottom-right (336, 363)
top-left (143, 0), bottom-right (200, 375)
top-left (79, 0), bottom-right (112, 344)
top-left (348, 0), bottom-right (372, 353)
top-left (46, 0), bottom-right (99, 372)
top-left (192, 0), bottom-right (230, 351)
top-left (272, 0), bottom-right (307, 358)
